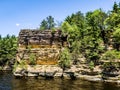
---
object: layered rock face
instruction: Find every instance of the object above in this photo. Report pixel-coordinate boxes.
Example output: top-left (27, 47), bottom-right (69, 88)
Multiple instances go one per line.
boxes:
top-left (15, 29), bottom-right (68, 78)
top-left (17, 29), bottom-right (67, 65)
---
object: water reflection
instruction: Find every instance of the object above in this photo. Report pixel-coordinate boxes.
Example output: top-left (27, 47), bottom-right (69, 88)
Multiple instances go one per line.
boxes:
top-left (0, 72), bottom-right (120, 90)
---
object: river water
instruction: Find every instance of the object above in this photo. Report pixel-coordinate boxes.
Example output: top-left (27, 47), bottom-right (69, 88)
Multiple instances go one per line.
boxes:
top-left (0, 72), bottom-right (120, 90)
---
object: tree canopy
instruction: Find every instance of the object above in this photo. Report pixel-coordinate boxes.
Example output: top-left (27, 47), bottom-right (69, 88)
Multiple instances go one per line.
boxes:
top-left (0, 35), bottom-right (17, 66)
top-left (40, 16), bottom-right (55, 30)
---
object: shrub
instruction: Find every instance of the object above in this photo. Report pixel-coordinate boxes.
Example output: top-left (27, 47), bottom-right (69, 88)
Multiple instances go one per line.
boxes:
top-left (101, 50), bottom-right (120, 60)
top-left (89, 61), bottom-right (94, 71)
top-left (59, 48), bottom-right (71, 70)
top-left (29, 53), bottom-right (36, 65)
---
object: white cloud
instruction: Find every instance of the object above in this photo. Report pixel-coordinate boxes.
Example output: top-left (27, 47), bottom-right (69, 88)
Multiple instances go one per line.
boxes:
top-left (16, 23), bottom-right (20, 27)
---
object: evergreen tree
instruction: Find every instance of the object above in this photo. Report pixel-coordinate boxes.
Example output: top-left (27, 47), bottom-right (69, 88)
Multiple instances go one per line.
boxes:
top-left (40, 19), bottom-right (48, 30)
top-left (113, 2), bottom-right (119, 13)
top-left (40, 16), bottom-right (55, 30)
top-left (47, 16), bottom-right (55, 29)
top-left (65, 11), bottom-right (85, 39)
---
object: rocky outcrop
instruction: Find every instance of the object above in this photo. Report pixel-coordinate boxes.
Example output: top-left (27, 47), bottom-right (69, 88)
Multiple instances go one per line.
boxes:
top-left (14, 65), bottom-right (63, 78)
top-left (17, 29), bottom-right (67, 65)
top-left (14, 29), bottom-right (67, 78)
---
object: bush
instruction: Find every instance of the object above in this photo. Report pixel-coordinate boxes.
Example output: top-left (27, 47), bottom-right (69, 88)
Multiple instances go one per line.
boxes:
top-left (0, 35), bottom-right (17, 66)
top-left (101, 50), bottom-right (120, 60)
top-left (89, 61), bottom-right (94, 71)
top-left (59, 48), bottom-right (71, 70)
top-left (29, 53), bottom-right (36, 65)
top-left (13, 60), bottom-right (27, 72)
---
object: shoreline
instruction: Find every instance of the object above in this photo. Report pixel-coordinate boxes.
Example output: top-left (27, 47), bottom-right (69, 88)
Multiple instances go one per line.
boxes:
top-left (12, 64), bottom-right (120, 85)
top-left (0, 69), bottom-right (120, 85)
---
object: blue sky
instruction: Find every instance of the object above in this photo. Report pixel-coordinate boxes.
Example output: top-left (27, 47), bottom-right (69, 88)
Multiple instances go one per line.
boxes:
top-left (0, 0), bottom-right (120, 36)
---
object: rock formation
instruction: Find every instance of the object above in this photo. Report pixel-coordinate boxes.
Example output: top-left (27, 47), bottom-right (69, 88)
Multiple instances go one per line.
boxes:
top-left (14, 29), bottom-right (67, 78)
top-left (14, 29), bottom-right (120, 84)
top-left (17, 29), bottom-right (67, 65)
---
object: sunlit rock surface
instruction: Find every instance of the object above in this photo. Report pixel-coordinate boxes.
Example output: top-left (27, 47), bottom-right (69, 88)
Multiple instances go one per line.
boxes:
top-left (17, 29), bottom-right (67, 65)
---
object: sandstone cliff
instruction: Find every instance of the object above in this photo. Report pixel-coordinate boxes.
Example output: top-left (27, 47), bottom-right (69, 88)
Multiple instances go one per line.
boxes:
top-left (17, 29), bottom-right (67, 65)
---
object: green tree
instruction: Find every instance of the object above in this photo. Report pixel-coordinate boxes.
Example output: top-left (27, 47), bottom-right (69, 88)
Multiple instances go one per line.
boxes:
top-left (113, 2), bottom-right (119, 13)
top-left (61, 21), bottom-right (82, 65)
top-left (29, 53), bottom-right (36, 65)
top-left (40, 19), bottom-right (48, 30)
top-left (47, 16), bottom-right (55, 29)
top-left (82, 10), bottom-right (106, 63)
top-left (40, 16), bottom-right (55, 30)
top-left (101, 50), bottom-right (120, 60)
top-left (104, 2), bottom-right (120, 51)
top-left (86, 9), bottom-right (108, 41)
top-left (59, 48), bottom-right (71, 70)
top-left (61, 21), bottom-right (80, 48)
top-left (65, 11), bottom-right (85, 38)
top-left (65, 11), bottom-right (84, 29)
top-left (113, 27), bottom-right (120, 50)
top-left (105, 2), bottom-right (120, 29)
top-left (0, 35), bottom-right (1, 39)
top-left (105, 12), bottom-right (120, 29)
top-left (0, 35), bottom-right (17, 66)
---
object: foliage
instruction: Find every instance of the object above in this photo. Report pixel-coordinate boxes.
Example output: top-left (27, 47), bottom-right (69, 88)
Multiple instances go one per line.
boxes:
top-left (65, 11), bottom-right (85, 29)
top-left (29, 53), bottom-right (36, 65)
top-left (47, 16), bottom-right (55, 29)
top-left (101, 50), bottom-right (120, 60)
top-left (13, 60), bottom-right (27, 72)
top-left (113, 2), bottom-right (119, 13)
top-left (40, 16), bottom-right (55, 30)
top-left (102, 61), bottom-right (119, 75)
top-left (51, 28), bottom-right (56, 34)
top-left (61, 21), bottom-right (80, 47)
top-left (89, 61), bottom-right (94, 71)
top-left (61, 9), bottom-right (107, 64)
top-left (59, 48), bottom-right (71, 70)
top-left (0, 35), bottom-right (17, 66)
top-left (40, 19), bottom-right (48, 30)
top-left (86, 9), bottom-right (108, 42)
top-left (104, 12), bottom-right (120, 29)
top-left (72, 40), bottom-right (81, 64)
top-left (65, 11), bottom-right (85, 39)
top-left (81, 10), bottom-right (106, 63)
top-left (113, 27), bottom-right (120, 50)
top-left (103, 62), bottom-right (119, 69)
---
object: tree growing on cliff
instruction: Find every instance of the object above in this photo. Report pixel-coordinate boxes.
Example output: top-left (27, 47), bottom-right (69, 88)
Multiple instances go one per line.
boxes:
top-left (59, 48), bottom-right (71, 70)
top-left (81, 9), bottom-right (108, 64)
top-left (61, 21), bottom-right (80, 48)
top-left (40, 16), bottom-right (55, 30)
top-left (113, 27), bottom-right (120, 51)
top-left (104, 2), bottom-right (120, 51)
top-left (113, 2), bottom-right (119, 13)
top-left (61, 21), bottom-right (81, 64)
top-left (40, 19), bottom-right (48, 30)
top-left (65, 11), bottom-right (85, 39)
top-left (47, 16), bottom-right (55, 29)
